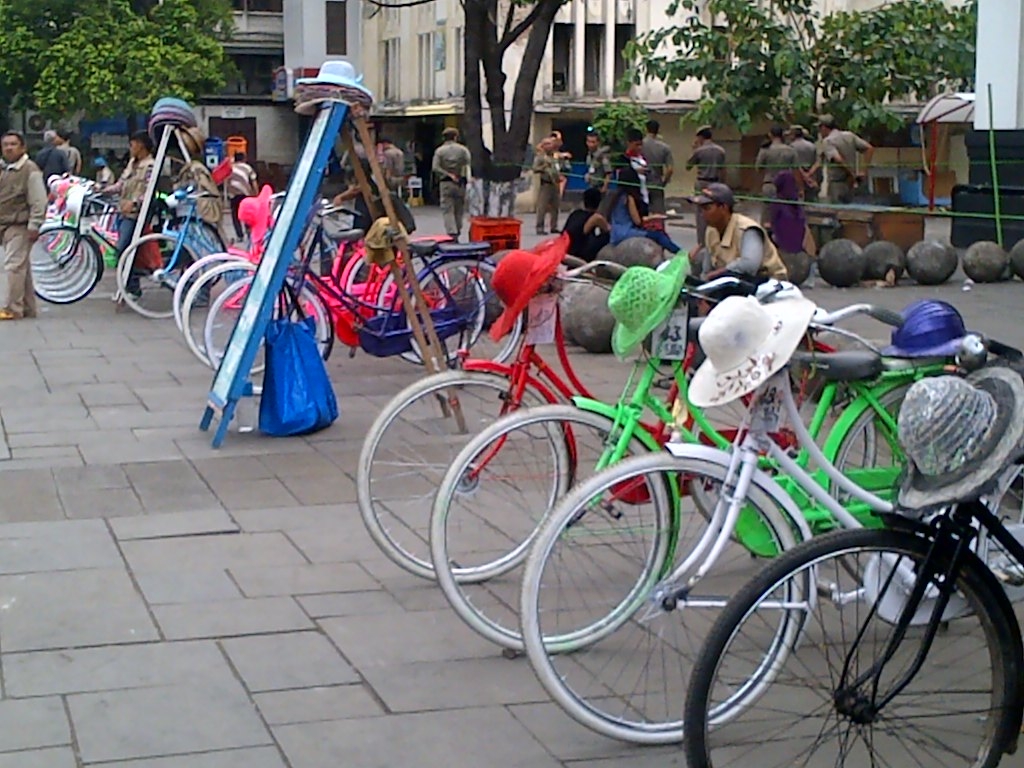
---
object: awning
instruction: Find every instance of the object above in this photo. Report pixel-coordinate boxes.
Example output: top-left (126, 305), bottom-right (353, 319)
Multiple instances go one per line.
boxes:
top-left (373, 102), bottom-right (463, 117)
top-left (916, 92), bottom-right (975, 124)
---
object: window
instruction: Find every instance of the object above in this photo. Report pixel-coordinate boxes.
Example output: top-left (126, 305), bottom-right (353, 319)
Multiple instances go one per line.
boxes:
top-left (583, 24), bottom-right (604, 94)
top-left (325, 1), bottom-right (348, 56)
top-left (614, 24), bottom-right (635, 95)
top-left (418, 33), bottom-right (435, 99)
top-left (452, 27), bottom-right (463, 96)
top-left (552, 23), bottom-right (572, 93)
top-left (382, 38), bottom-right (401, 101)
top-left (220, 52), bottom-right (283, 96)
top-left (434, 28), bottom-right (446, 72)
top-left (232, 0), bottom-right (283, 12)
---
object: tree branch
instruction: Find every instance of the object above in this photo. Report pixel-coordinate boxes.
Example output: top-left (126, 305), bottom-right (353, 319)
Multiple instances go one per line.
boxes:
top-left (498, 1), bottom-right (545, 52)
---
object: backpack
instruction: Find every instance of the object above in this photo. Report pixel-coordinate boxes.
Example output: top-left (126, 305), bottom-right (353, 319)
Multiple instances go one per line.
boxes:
top-left (174, 160), bottom-right (224, 225)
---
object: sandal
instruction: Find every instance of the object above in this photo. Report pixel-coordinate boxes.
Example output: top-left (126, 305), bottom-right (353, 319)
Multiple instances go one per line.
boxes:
top-left (0, 309), bottom-right (19, 320)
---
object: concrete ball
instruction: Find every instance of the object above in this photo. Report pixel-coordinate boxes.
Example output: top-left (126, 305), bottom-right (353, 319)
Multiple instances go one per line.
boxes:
top-left (862, 241), bottom-right (906, 281)
top-left (608, 237), bottom-right (666, 269)
top-left (962, 240), bottom-right (1010, 283)
top-left (817, 239), bottom-right (865, 288)
top-left (1010, 239), bottom-right (1024, 280)
top-left (778, 251), bottom-right (812, 286)
top-left (560, 282), bottom-right (615, 353)
top-left (906, 239), bottom-right (958, 285)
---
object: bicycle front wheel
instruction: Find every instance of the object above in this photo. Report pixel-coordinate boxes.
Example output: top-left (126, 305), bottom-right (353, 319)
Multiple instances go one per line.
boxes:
top-left (357, 369), bottom-right (552, 580)
top-left (117, 233), bottom-right (198, 319)
top-left (520, 449), bottom-right (801, 744)
top-left (431, 404), bottom-right (656, 650)
top-left (684, 526), bottom-right (1021, 768)
top-left (31, 226), bottom-right (103, 304)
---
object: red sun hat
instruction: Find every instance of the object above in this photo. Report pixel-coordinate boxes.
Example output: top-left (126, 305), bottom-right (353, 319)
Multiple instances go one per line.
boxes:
top-left (489, 234), bottom-right (568, 342)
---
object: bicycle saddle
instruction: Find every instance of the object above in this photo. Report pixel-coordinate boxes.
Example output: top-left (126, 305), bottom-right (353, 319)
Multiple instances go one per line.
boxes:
top-left (331, 228), bottom-right (364, 244)
top-left (408, 240), bottom-right (439, 257)
top-left (789, 349), bottom-right (883, 382)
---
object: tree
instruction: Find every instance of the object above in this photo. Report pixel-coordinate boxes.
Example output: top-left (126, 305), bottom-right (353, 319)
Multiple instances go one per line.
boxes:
top-left (627, 0), bottom-right (977, 133)
top-left (0, 0), bottom-right (232, 117)
top-left (591, 102), bottom-right (648, 151)
top-left (463, 0), bottom-right (564, 215)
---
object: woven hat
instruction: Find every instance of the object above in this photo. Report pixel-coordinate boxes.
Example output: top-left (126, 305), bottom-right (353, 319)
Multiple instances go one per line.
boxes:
top-left (883, 300), bottom-right (969, 358)
top-left (898, 366), bottom-right (1024, 511)
top-left (607, 255), bottom-right (689, 359)
top-left (178, 126), bottom-right (206, 160)
top-left (688, 294), bottom-right (817, 407)
top-left (364, 217), bottom-right (406, 266)
top-left (488, 235), bottom-right (568, 342)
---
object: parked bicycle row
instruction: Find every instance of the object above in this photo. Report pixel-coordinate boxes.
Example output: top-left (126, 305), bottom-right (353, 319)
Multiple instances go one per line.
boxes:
top-left (354, 231), bottom-right (1024, 768)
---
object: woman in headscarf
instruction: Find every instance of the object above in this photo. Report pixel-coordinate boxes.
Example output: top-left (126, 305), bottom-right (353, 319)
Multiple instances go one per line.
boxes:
top-left (768, 170), bottom-right (811, 256)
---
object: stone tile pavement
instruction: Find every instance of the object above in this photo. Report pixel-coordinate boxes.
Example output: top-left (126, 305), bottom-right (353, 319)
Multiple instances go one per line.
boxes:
top-left (0, 207), bottom-right (1017, 766)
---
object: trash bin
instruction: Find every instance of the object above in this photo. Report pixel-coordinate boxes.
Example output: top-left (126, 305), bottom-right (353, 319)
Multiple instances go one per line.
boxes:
top-left (226, 136), bottom-right (248, 160)
top-left (204, 138), bottom-right (225, 170)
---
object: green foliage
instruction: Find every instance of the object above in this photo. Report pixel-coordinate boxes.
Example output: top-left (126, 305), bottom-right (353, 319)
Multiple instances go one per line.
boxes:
top-left (0, 0), bottom-right (232, 117)
top-left (591, 101), bottom-right (648, 149)
top-left (627, 0), bottom-right (977, 134)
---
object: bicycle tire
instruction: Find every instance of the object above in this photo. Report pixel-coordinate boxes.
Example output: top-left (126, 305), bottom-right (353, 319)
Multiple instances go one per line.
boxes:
top-left (117, 233), bottom-right (199, 319)
top-left (181, 259), bottom-right (256, 368)
top-left (357, 369), bottom-right (553, 580)
top-left (519, 449), bottom-right (802, 744)
top-left (174, 252), bottom-right (244, 332)
top-left (684, 526), bottom-right (1022, 768)
top-left (31, 226), bottom-right (104, 305)
top-left (431, 403), bottom-right (659, 650)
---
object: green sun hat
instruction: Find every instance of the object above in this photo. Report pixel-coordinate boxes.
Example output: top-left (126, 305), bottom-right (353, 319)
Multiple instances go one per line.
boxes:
top-left (608, 255), bottom-right (690, 360)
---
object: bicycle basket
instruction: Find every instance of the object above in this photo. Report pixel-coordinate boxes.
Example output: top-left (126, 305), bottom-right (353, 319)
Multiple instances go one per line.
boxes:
top-left (358, 305), bottom-right (470, 358)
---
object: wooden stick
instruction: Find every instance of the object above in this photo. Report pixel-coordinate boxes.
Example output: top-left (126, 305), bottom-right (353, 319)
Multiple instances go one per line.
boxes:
top-left (341, 126), bottom-right (383, 220)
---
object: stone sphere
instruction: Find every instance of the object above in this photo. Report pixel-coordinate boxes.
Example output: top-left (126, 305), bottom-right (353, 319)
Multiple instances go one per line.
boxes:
top-left (1010, 239), bottom-right (1024, 280)
top-left (608, 237), bottom-right (666, 269)
top-left (817, 239), bottom-right (865, 288)
top-left (906, 240), bottom-right (958, 285)
top-left (778, 251), bottom-right (812, 286)
top-left (962, 240), bottom-right (1010, 283)
top-left (560, 282), bottom-right (615, 353)
top-left (862, 241), bottom-right (906, 281)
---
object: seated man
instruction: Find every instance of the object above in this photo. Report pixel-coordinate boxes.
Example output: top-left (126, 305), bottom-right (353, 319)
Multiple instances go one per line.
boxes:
top-left (562, 187), bottom-right (610, 262)
top-left (688, 183), bottom-right (788, 282)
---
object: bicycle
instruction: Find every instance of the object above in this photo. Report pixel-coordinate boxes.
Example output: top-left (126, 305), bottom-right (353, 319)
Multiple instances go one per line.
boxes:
top-left (514, 300), bottom-right (972, 744)
top-left (683, 365), bottom-right (1024, 768)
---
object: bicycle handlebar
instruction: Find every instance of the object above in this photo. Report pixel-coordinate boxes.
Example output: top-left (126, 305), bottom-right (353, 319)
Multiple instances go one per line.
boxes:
top-left (813, 303), bottom-right (904, 329)
top-left (560, 260), bottom-right (627, 280)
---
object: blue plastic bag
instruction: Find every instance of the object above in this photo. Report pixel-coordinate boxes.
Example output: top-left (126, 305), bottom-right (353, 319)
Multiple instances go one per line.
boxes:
top-left (259, 317), bottom-right (338, 436)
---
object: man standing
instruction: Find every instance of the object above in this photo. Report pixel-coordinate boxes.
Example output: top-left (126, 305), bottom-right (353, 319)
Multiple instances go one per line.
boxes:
top-left (685, 126), bottom-right (727, 247)
top-left (787, 125), bottom-right (819, 203)
top-left (584, 130), bottom-right (612, 192)
top-left (687, 182), bottom-right (788, 281)
top-left (379, 137), bottom-right (406, 196)
top-left (532, 136), bottom-right (561, 235)
top-left (432, 127), bottom-right (472, 240)
top-left (642, 119), bottom-right (674, 214)
top-left (34, 130), bottom-right (70, 181)
top-left (810, 115), bottom-right (874, 204)
top-left (105, 131), bottom-right (156, 298)
top-left (55, 129), bottom-right (82, 175)
top-left (0, 131), bottom-right (47, 321)
top-left (227, 152), bottom-right (258, 241)
top-left (754, 126), bottom-right (796, 199)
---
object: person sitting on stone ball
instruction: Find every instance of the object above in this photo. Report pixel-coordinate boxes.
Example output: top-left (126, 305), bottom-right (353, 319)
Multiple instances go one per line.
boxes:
top-left (688, 182), bottom-right (788, 282)
top-left (562, 187), bottom-right (610, 262)
top-left (608, 166), bottom-right (684, 255)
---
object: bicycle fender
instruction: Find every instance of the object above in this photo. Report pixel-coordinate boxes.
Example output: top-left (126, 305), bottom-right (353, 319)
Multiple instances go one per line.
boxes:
top-left (569, 397), bottom-right (663, 453)
top-left (665, 442), bottom-right (815, 545)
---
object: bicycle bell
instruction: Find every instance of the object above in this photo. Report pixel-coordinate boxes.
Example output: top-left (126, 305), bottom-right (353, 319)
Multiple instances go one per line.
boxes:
top-left (955, 333), bottom-right (988, 372)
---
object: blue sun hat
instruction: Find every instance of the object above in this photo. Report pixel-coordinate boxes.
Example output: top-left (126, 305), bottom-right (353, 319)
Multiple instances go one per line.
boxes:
top-left (883, 300), bottom-right (970, 358)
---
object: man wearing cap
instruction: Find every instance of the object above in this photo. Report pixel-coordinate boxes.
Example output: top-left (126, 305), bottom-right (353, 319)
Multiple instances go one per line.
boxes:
top-left (809, 115), bottom-right (874, 204)
top-left (786, 125), bottom-right (818, 202)
top-left (378, 137), bottom-right (406, 196)
top-left (754, 126), bottom-right (797, 200)
top-left (642, 119), bottom-right (674, 214)
top-left (584, 130), bottom-right (613, 193)
top-left (689, 182), bottom-right (788, 281)
top-left (685, 126), bottom-right (726, 247)
top-left (432, 127), bottom-right (472, 240)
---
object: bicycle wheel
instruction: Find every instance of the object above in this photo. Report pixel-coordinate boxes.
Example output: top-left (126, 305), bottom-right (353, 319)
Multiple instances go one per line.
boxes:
top-left (357, 369), bottom-right (553, 580)
top-left (204, 277), bottom-right (333, 371)
top-left (31, 226), bottom-right (103, 304)
top-left (117, 233), bottom-right (199, 319)
top-left (382, 258), bottom-right (520, 366)
top-left (174, 252), bottom-right (243, 332)
top-left (684, 526), bottom-right (1021, 768)
top-left (431, 404), bottom-right (658, 649)
top-left (519, 450), bottom-right (802, 744)
top-left (181, 259), bottom-right (256, 368)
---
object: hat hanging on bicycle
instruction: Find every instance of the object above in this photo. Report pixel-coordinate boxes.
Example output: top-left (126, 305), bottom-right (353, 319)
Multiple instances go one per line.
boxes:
top-left (688, 293), bottom-right (816, 408)
top-left (897, 366), bottom-right (1024, 511)
top-left (489, 234), bottom-right (568, 342)
top-left (607, 255), bottom-right (689, 360)
top-left (883, 300), bottom-right (970, 358)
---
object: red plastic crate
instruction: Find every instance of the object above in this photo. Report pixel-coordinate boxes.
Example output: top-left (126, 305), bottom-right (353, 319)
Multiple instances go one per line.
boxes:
top-left (469, 216), bottom-right (522, 254)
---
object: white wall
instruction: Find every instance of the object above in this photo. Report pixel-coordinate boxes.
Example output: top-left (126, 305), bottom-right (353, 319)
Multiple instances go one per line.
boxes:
top-left (194, 104), bottom-right (299, 165)
top-left (283, 0), bottom-right (362, 73)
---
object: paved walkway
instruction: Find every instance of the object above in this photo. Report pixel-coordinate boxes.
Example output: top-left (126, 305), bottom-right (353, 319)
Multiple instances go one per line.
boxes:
top-left (0, 207), bottom-right (1019, 767)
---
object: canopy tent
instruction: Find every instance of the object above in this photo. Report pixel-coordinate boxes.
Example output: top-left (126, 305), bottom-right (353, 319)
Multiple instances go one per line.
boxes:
top-left (915, 92), bottom-right (975, 209)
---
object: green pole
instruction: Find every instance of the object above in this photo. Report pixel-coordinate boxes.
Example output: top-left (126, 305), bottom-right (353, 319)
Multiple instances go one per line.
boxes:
top-left (987, 82), bottom-right (1004, 248)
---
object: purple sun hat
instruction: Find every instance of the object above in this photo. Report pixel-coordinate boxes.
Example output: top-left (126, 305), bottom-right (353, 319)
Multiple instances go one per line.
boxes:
top-left (882, 300), bottom-right (970, 358)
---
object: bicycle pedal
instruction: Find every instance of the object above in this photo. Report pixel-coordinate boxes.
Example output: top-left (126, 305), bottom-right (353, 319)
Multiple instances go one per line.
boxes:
top-left (653, 376), bottom-right (674, 391)
top-left (992, 561), bottom-right (1024, 587)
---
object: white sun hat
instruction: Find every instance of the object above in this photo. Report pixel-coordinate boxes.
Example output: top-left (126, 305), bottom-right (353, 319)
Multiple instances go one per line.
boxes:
top-left (688, 294), bottom-right (817, 408)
